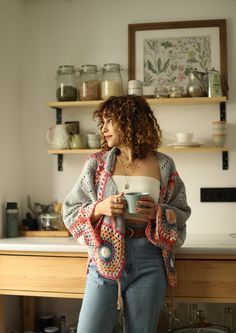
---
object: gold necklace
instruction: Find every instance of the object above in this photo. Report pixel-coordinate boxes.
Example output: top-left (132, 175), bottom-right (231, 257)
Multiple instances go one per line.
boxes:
top-left (118, 156), bottom-right (139, 191)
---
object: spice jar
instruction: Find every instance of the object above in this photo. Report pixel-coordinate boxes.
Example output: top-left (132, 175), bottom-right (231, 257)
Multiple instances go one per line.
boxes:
top-left (56, 65), bottom-right (77, 101)
top-left (101, 63), bottom-right (122, 99)
top-left (79, 64), bottom-right (100, 100)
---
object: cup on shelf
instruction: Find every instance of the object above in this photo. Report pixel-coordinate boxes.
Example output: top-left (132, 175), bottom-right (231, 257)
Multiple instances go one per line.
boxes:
top-left (86, 133), bottom-right (101, 149)
top-left (212, 120), bottom-right (227, 134)
top-left (212, 121), bottom-right (227, 147)
top-left (176, 132), bottom-right (193, 144)
top-left (213, 133), bottom-right (227, 147)
top-left (69, 134), bottom-right (87, 149)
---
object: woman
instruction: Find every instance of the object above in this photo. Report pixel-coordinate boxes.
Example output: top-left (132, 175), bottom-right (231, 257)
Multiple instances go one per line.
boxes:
top-left (63, 95), bottom-right (191, 333)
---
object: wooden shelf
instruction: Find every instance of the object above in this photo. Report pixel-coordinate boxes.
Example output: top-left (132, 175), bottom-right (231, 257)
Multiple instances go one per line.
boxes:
top-left (48, 146), bottom-right (228, 155)
top-left (48, 96), bottom-right (227, 109)
top-left (48, 96), bottom-right (228, 171)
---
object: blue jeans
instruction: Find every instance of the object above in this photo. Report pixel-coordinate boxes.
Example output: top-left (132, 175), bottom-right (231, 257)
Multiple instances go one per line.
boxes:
top-left (77, 238), bottom-right (167, 333)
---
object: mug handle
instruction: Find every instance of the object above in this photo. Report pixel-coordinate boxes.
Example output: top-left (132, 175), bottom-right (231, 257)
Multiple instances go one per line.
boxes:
top-left (46, 127), bottom-right (54, 144)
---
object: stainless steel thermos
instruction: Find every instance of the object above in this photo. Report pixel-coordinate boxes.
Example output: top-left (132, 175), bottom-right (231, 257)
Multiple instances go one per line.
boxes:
top-left (5, 202), bottom-right (19, 237)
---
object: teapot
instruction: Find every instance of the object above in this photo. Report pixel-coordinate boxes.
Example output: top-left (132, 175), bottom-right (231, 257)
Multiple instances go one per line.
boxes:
top-left (47, 124), bottom-right (70, 149)
top-left (186, 69), bottom-right (208, 97)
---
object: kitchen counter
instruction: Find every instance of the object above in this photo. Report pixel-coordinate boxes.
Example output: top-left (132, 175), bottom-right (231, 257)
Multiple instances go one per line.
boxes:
top-left (1, 233), bottom-right (236, 332)
top-left (0, 233), bottom-right (236, 254)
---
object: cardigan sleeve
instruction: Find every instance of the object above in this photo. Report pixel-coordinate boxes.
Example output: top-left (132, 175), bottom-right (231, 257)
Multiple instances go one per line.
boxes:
top-left (146, 155), bottom-right (191, 251)
top-left (63, 157), bottom-right (101, 246)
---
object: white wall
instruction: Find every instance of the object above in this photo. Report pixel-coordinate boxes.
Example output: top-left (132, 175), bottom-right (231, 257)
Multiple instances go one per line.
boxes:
top-left (18, 0), bottom-right (236, 236)
top-left (0, 0), bottom-right (235, 329)
top-left (0, 0), bottom-right (26, 237)
top-left (1, 0), bottom-right (236, 233)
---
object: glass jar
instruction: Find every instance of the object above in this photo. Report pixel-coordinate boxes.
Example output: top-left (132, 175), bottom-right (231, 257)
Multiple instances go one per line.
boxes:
top-left (56, 65), bottom-right (77, 101)
top-left (101, 63), bottom-right (122, 100)
top-left (40, 213), bottom-right (62, 231)
top-left (79, 64), bottom-right (100, 100)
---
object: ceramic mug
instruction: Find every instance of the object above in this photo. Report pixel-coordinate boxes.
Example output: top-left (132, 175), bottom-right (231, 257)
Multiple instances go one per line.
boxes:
top-left (176, 132), bottom-right (193, 144)
top-left (124, 192), bottom-right (149, 214)
top-left (213, 133), bottom-right (226, 147)
top-left (69, 134), bottom-right (87, 149)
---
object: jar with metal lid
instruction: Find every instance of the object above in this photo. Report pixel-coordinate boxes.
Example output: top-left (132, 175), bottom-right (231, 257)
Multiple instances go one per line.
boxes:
top-left (128, 80), bottom-right (143, 96)
top-left (40, 212), bottom-right (63, 231)
top-left (79, 64), bottom-right (100, 100)
top-left (101, 63), bottom-right (122, 100)
top-left (56, 65), bottom-right (77, 101)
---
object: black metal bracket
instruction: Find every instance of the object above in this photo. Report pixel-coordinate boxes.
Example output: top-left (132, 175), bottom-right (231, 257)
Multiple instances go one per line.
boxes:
top-left (220, 102), bottom-right (226, 121)
top-left (56, 108), bottom-right (62, 124)
top-left (53, 108), bottom-right (64, 171)
top-left (219, 102), bottom-right (228, 170)
top-left (57, 154), bottom-right (63, 171)
top-left (222, 151), bottom-right (228, 170)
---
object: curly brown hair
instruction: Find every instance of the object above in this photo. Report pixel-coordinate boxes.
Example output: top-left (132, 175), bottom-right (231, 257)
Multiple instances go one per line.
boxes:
top-left (93, 95), bottom-right (162, 159)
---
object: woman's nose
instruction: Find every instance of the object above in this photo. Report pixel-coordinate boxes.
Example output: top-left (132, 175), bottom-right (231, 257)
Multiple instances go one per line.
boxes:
top-left (102, 124), bottom-right (107, 133)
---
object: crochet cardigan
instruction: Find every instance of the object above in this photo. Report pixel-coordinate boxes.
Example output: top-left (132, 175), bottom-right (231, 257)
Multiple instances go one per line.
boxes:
top-left (63, 148), bottom-right (191, 288)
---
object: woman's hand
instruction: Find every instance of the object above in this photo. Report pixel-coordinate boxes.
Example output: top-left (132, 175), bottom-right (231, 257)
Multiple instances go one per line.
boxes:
top-left (135, 195), bottom-right (156, 220)
top-left (91, 193), bottom-right (126, 223)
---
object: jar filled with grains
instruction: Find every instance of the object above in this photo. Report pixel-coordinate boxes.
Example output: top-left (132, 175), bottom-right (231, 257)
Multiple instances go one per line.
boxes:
top-left (56, 65), bottom-right (77, 101)
top-left (79, 64), bottom-right (100, 100)
top-left (101, 63), bottom-right (122, 99)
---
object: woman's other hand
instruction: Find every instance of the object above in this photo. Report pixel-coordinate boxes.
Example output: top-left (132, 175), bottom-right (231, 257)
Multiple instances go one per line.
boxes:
top-left (135, 195), bottom-right (156, 220)
top-left (91, 193), bottom-right (126, 223)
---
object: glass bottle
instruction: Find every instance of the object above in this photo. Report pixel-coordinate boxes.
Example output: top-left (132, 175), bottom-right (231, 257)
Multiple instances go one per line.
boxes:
top-left (224, 307), bottom-right (233, 331)
top-left (79, 64), bottom-right (100, 100)
top-left (101, 63), bottom-right (122, 99)
top-left (6, 202), bottom-right (19, 238)
top-left (167, 309), bottom-right (183, 332)
top-left (59, 315), bottom-right (68, 333)
top-left (56, 65), bottom-right (77, 101)
top-left (158, 303), bottom-right (169, 332)
top-left (68, 327), bottom-right (77, 333)
top-left (189, 304), bottom-right (198, 326)
top-left (196, 309), bottom-right (205, 325)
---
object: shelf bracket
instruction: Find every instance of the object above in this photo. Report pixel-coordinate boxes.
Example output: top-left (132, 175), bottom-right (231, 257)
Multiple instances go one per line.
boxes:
top-left (222, 151), bottom-right (228, 170)
top-left (53, 108), bottom-right (63, 171)
top-left (56, 108), bottom-right (62, 124)
top-left (57, 154), bottom-right (63, 171)
top-left (220, 102), bottom-right (226, 121)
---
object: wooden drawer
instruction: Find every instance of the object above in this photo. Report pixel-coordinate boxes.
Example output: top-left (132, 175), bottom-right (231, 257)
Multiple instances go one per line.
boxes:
top-left (0, 254), bottom-right (87, 297)
top-left (172, 259), bottom-right (236, 301)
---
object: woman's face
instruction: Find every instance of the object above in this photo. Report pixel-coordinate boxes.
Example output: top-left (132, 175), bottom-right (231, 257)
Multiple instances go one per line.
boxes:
top-left (101, 116), bottom-right (122, 148)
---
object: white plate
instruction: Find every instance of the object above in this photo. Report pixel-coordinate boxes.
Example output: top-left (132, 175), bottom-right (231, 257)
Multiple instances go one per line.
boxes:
top-left (167, 142), bottom-right (201, 148)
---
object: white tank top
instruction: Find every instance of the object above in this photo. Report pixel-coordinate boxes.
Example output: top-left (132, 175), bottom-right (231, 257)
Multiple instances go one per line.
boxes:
top-left (112, 175), bottom-right (160, 202)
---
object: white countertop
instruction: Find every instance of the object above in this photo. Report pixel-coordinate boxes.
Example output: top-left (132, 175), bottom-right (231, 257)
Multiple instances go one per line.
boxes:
top-left (0, 233), bottom-right (236, 254)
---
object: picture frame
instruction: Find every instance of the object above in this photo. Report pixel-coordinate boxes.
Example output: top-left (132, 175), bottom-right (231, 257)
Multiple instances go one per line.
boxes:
top-left (128, 19), bottom-right (227, 96)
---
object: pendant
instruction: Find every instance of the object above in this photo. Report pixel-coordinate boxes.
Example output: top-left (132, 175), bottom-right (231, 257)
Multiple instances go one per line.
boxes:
top-left (125, 183), bottom-right (129, 190)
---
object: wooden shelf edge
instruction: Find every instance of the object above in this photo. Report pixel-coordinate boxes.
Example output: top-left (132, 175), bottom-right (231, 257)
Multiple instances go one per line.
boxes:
top-left (48, 146), bottom-right (228, 155)
top-left (48, 96), bottom-right (227, 109)
top-left (0, 289), bottom-right (84, 299)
